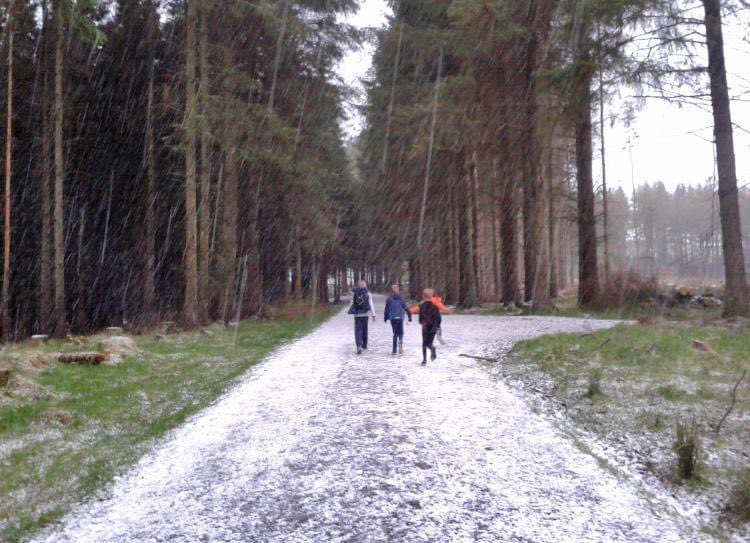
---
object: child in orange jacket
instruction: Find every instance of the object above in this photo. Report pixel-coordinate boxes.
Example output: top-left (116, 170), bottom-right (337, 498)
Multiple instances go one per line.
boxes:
top-left (409, 295), bottom-right (452, 315)
top-left (410, 293), bottom-right (451, 346)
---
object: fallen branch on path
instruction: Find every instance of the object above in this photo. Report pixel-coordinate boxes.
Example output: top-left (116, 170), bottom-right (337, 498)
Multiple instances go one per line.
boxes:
top-left (459, 354), bottom-right (498, 363)
top-left (713, 368), bottom-right (747, 434)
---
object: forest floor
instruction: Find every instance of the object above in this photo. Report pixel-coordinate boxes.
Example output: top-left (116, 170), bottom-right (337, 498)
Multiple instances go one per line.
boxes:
top-left (505, 317), bottom-right (750, 539)
top-left (29, 298), bottom-right (727, 543)
top-left (0, 305), bottom-right (335, 542)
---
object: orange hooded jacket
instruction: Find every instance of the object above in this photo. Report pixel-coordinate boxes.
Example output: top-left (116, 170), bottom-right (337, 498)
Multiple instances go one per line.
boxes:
top-left (410, 296), bottom-right (452, 315)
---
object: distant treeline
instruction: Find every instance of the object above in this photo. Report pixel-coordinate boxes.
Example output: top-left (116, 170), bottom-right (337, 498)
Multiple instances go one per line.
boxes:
top-left (602, 182), bottom-right (750, 283)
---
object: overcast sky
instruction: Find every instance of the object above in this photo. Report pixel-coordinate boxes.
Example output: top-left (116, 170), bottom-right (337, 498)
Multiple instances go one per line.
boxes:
top-left (336, 0), bottom-right (750, 194)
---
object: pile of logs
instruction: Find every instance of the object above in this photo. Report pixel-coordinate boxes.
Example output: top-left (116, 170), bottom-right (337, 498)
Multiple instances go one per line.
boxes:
top-left (57, 352), bottom-right (108, 366)
top-left (640, 286), bottom-right (723, 311)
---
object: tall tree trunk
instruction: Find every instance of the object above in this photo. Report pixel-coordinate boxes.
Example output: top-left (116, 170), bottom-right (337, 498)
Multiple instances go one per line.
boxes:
top-left (702, 0), bottom-right (748, 316)
top-left (599, 64), bottom-right (610, 281)
top-left (52, 0), bottom-right (67, 337)
top-left (471, 151), bottom-right (482, 301)
top-left (574, 33), bottom-right (599, 307)
top-left (217, 42), bottom-right (238, 324)
top-left (198, 3), bottom-right (211, 305)
top-left (294, 239), bottom-right (303, 299)
top-left (548, 155), bottom-right (559, 299)
top-left (143, 7), bottom-right (157, 314)
top-left (522, 28), bottom-right (541, 304)
top-left (490, 162), bottom-right (501, 301)
top-left (500, 129), bottom-right (518, 306)
top-left (416, 50), bottom-right (442, 278)
top-left (1, 0), bottom-right (14, 340)
top-left (381, 19), bottom-right (403, 174)
top-left (40, 0), bottom-right (52, 332)
top-left (627, 125), bottom-right (640, 274)
top-left (76, 207), bottom-right (85, 330)
top-left (318, 259), bottom-right (329, 305)
top-left (267, 0), bottom-right (289, 115)
top-left (183, 0), bottom-right (200, 327)
top-left (460, 154), bottom-right (478, 307)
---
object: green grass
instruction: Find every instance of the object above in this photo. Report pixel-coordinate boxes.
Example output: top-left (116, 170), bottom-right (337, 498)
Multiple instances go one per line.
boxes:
top-left (0, 307), bottom-right (335, 542)
top-left (480, 292), bottom-right (711, 322)
top-left (509, 319), bottom-right (750, 528)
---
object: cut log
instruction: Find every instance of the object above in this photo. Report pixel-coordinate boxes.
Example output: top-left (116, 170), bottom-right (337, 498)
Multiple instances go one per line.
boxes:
top-left (57, 352), bottom-right (107, 366)
top-left (106, 327), bottom-right (124, 336)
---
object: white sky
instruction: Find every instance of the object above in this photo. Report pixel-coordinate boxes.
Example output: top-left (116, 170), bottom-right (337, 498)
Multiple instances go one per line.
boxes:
top-left (337, 0), bottom-right (750, 194)
top-left (337, 0), bottom-right (391, 139)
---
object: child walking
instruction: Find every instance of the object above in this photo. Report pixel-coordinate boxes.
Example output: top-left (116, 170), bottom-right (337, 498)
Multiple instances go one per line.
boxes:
top-left (348, 280), bottom-right (376, 355)
top-left (410, 290), bottom-right (452, 346)
top-left (384, 284), bottom-right (412, 354)
top-left (418, 289), bottom-right (442, 366)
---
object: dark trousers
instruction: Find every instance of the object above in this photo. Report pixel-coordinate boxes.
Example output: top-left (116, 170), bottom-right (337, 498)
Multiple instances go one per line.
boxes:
top-left (355, 317), bottom-right (369, 349)
top-left (422, 327), bottom-right (437, 361)
top-left (390, 319), bottom-right (405, 353)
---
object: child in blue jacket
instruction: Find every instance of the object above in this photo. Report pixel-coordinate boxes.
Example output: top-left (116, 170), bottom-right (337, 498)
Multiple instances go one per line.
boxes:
top-left (384, 284), bottom-right (412, 354)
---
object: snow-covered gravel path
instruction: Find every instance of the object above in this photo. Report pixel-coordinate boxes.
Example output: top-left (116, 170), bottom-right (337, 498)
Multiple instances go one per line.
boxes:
top-left (39, 296), bottom-right (706, 543)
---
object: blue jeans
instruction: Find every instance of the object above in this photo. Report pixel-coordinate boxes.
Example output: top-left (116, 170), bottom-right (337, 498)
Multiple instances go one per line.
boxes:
top-left (355, 317), bottom-right (369, 349)
top-left (390, 319), bottom-right (404, 353)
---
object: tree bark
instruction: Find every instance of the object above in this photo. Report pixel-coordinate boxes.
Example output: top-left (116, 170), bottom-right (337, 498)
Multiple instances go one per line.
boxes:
top-left (460, 153), bottom-right (478, 307)
top-left (76, 207), bottom-right (86, 330)
top-left (52, 0), bottom-right (67, 337)
top-left (548, 154), bottom-right (559, 299)
top-left (500, 129), bottom-right (518, 306)
top-left (1, 0), bottom-right (15, 340)
top-left (217, 42), bottom-right (238, 324)
top-left (40, 0), bottom-right (52, 332)
top-left (574, 33), bottom-right (599, 307)
top-left (522, 27), bottom-right (541, 304)
top-left (599, 64), bottom-right (610, 282)
top-left (198, 3), bottom-right (211, 306)
top-left (417, 50), bottom-right (442, 254)
top-left (183, 0), bottom-right (200, 327)
top-left (702, 0), bottom-right (748, 316)
top-left (143, 6), bottom-right (157, 314)
top-left (381, 19), bottom-right (403, 175)
top-left (267, 0), bottom-right (289, 114)
top-left (471, 151), bottom-right (482, 301)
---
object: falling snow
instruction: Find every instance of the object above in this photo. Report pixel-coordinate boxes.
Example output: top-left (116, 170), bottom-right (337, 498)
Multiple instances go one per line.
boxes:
top-left (37, 297), bottom-right (705, 542)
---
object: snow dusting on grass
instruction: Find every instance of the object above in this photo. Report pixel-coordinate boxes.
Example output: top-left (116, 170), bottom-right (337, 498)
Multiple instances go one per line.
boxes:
top-left (0, 309), bottom-right (334, 542)
top-left (506, 318), bottom-right (750, 541)
top-left (34, 301), bottom-right (709, 542)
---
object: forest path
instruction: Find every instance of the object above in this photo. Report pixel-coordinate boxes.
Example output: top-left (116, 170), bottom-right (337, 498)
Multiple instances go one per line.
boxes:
top-left (39, 296), bottom-right (702, 543)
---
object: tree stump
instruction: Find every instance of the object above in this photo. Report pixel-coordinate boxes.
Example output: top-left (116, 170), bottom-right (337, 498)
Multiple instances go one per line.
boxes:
top-left (30, 335), bottom-right (49, 347)
top-left (0, 368), bottom-right (11, 387)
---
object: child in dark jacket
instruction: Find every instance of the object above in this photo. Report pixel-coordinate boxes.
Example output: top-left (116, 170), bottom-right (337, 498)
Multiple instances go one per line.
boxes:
top-left (418, 288), bottom-right (442, 365)
top-left (384, 285), bottom-right (412, 354)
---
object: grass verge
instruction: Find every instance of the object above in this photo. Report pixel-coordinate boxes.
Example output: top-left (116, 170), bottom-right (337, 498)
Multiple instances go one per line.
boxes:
top-left (506, 318), bottom-right (750, 532)
top-left (0, 305), bottom-right (335, 542)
